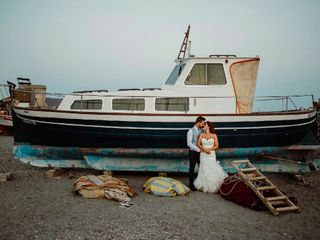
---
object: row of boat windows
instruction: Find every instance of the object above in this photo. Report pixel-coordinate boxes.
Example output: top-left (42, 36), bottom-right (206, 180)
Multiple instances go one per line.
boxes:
top-left (165, 63), bottom-right (227, 85)
top-left (70, 98), bottom-right (189, 111)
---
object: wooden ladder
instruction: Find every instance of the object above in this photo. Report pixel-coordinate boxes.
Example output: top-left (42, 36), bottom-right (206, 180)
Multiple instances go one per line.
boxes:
top-left (231, 160), bottom-right (300, 216)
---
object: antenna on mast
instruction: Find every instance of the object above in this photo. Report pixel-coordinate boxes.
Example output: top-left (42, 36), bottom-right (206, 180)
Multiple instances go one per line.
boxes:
top-left (177, 25), bottom-right (190, 59)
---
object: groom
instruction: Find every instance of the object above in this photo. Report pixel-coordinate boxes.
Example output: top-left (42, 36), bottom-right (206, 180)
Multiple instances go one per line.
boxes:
top-left (187, 116), bottom-right (205, 191)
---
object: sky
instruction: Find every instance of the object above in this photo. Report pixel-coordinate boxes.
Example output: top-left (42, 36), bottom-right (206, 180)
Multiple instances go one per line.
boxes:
top-left (0, 0), bottom-right (319, 104)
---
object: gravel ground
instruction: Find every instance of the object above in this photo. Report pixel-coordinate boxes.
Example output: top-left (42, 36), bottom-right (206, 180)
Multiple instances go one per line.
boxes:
top-left (1, 136), bottom-right (320, 240)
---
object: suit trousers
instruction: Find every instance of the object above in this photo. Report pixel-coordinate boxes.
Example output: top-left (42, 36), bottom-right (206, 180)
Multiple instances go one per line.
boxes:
top-left (189, 150), bottom-right (200, 187)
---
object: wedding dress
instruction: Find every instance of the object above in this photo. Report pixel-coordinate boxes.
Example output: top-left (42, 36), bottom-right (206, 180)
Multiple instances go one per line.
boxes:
top-left (194, 138), bottom-right (228, 193)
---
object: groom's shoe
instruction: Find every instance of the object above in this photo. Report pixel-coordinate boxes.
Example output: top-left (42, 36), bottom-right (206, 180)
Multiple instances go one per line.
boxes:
top-left (189, 184), bottom-right (197, 191)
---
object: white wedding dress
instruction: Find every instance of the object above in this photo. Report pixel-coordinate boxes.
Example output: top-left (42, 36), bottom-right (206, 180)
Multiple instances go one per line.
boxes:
top-left (194, 138), bottom-right (228, 193)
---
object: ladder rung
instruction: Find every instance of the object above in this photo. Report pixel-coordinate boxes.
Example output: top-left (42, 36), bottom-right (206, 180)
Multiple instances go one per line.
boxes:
top-left (256, 185), bottom-right (276, 191)
top-left (232, 160), bottom-right (249, 164)
top-left (276, 206), bottom-right (299, 212)
top-left (241, 168), bottom-right (257, 172)
top-left (248, 176), bottom-right (266, 181)
top-left (266, 196), bottom-right (287, 201)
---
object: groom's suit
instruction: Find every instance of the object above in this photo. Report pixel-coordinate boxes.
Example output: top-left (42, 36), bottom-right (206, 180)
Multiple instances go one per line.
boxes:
top-left (187, 125), bottom-right (203, 189)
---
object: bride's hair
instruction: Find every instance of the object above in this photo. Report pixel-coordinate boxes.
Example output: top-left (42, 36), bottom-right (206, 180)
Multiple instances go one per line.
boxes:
top-left (206, 121), bottom-right (215, 134)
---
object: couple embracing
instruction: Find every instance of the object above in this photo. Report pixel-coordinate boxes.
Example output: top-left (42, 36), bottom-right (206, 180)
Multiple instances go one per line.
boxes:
top-left (187, 116), bottom-right (227, 193)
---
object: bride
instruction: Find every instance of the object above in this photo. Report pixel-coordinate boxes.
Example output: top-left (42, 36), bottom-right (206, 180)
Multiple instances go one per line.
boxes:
top-left (194, 121), bottom-right (228, 193)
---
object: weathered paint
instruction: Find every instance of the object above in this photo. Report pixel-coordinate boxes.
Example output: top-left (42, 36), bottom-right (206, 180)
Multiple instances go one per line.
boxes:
top-left (84, 155), bottom-right (190, 172)
top-left (313, 159), bottom-right (320, 170)
top-left (84, 156), bottom-right (313, 173)
top-left (13, 143), bottom-right (320, 173)
top-left (81, 148), bottom-right (188, 159)
top-left (18, 158), bottom-right (89, 168)
top-left (13, 144), bottom-right (89, 168)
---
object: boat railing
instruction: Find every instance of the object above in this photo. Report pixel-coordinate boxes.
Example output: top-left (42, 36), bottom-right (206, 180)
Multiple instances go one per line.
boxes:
top-left (12, 88), bottom-right (315, 113)
top-left (0, 84), bottom-right (12, 114)
top-left (0, 84), bottom-right (11, 101)
top-left (252, 94), bottom-right (314, 112)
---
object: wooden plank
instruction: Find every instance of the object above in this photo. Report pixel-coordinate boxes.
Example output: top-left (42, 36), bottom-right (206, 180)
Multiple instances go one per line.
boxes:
top-left (45, 168), bottom-right (66, 178)
top-left (231, 160), bottom-right (249, 164)
top-left (159, 172), bottom-right (167, 177)
top-left (293, 174), bottom-right (307, 185)
top-left (256, 185), bottom-right (276, 191)
top-left (241, 167), bottom-right (257, 172)
top-left (248, 176), bottom-right (266, 181)
top-left (276, 206), bottom-right (299, 212)
top-left (266, 196), bottom-right (287, 201)
top-left (0, 172), bottom-right (13, 182)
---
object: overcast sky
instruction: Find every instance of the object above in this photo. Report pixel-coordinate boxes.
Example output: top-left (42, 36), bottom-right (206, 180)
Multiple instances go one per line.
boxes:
top-left (1, 0), bottom-right (319, 103)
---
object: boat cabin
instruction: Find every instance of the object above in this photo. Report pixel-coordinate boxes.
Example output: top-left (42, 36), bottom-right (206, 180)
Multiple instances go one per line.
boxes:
top-left (52, 55), bottom-right (260, 114)
top-left (12, 54), bottom-right (260, 115)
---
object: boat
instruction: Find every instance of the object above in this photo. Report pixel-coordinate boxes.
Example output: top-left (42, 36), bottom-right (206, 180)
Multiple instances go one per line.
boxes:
top-left (0, 83), bottom-right (14, 134)
top-left (12, 26), bottom-right (320, 172)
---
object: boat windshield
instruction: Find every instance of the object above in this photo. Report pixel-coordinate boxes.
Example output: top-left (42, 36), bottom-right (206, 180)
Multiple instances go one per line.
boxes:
top-left (165, 63), bottom-right (185, 85)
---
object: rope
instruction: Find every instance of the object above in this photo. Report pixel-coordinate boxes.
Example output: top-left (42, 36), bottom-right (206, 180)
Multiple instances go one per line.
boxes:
top-left (219, 175), bottom-right (244, 196)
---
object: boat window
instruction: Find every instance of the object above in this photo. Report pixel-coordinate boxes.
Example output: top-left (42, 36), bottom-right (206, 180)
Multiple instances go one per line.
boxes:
top-left (165, 64), bottom-right (186, 85)
top-left (155, 97), bottom-right (189, 111)
top-left (70, 99), bottom-right (102, 110)
top-left (112, 98), bottom-right (145, 111)
top-left (207, 64), bottom-right (227, 85)
top-left (185, 64), bottom-right (206, 85)
top-left (185, 63), bottom-right (226, 85)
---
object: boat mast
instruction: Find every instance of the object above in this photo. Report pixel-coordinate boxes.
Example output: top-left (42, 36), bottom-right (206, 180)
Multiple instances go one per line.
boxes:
top-left (177, 25), bottom-right (190, 59)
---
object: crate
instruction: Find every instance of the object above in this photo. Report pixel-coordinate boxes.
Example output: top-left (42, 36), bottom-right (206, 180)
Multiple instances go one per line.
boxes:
top-left (14, 85), bottom-right (47, 107)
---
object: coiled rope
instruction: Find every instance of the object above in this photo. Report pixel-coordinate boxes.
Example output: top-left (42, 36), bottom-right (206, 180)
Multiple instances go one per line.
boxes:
top-left (219, 175), bottom-right (244, 196)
